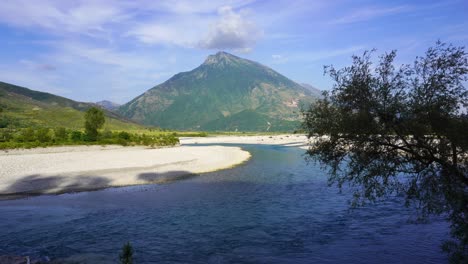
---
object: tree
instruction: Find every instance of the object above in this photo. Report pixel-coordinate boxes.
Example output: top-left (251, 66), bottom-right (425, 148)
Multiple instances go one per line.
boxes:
top-left (84, 107), bottom-right (105, 141)
top-left (119, 242), bottom-right (134, 264)
top-left (302, 41), bottom-right (468, 262)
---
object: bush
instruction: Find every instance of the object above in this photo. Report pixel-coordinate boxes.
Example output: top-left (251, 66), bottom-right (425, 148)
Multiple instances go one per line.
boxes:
top-left (118, 131), bottom-right (131, 140)
top-left (0, 129), bottom-right (13, 142)
top-left (70, 131), bottom-right (83, 142)
top-left (54, 127), bottom-right (68, 141)
top-left (20, 128), bottom-right (36, 142)
top-left (0, 116), bottom-right (9, 128)
top-left (119, 242), bottom-right (134, 264)
top-left (36, 128), bottom-right (51, 143)
top-left (100, 129), bottom-right (113, 140)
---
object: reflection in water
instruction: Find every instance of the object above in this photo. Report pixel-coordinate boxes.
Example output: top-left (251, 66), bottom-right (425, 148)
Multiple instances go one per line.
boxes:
top-left (0, 144), bottom-right (449, 263)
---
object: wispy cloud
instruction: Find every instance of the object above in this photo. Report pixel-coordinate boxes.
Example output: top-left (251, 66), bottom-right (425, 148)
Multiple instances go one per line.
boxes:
top-left (126, 15), bottom-right (210, 47)
top-left (0, 0), bottom-right (130, 38)
top-left (330, 5), bottom-right (412, 25)
top-left (271, 45), bottom-right (366, 65)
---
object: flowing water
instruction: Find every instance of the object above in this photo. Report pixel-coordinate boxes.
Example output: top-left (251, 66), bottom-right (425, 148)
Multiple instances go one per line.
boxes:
top-left (0, 144), bottom-right (449, 263)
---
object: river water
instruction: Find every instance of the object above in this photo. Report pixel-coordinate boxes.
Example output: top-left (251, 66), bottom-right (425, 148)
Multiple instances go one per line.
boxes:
top-left (0, 144), bottom-right (449, 263)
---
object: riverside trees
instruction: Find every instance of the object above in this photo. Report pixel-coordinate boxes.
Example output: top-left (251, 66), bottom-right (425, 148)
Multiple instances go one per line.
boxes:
top-left (84, 106), bottom-right (105, 141)
top-left (302, 41), bottom-right (468, 262)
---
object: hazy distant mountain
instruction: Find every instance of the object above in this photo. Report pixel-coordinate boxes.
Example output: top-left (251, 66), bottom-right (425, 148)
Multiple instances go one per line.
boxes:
top-left (300, 83), bottom-right (323, 98)
top-left (119, 51), bottom-right (317, 131)
top-left (0, 81), bottom-right (141, 130)
top-left (96, 100), bottom-right (121, 111)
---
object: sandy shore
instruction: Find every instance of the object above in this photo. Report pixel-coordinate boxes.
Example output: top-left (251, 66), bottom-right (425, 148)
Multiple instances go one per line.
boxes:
top-left (0, 135), bottom-right (310, 198)
top-left (181, 134), bottom-right (310, 149)
top-left (0, 144), bottom-right (250, 197)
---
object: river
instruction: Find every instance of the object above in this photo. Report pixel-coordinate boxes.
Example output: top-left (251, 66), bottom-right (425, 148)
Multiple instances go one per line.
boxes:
top-left (0, 144), bottom-right (449, 263)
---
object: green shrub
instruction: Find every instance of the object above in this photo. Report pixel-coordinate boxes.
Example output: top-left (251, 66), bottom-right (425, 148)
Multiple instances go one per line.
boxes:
top-left (54, 127), bottom-right (68, 141)
top-left (118, 131), bottom-right (131, 140)
top-left (0, 116), bottom-right (9, 128)
top-left (0, 129), bottom-right (13, 142)
top-left (119, 242), bottom-right (134, 264)
top-left (20, 128), bottom-right (36, 142)
top-left (100, 129), bottom-right (113, 140)
top-left (70, 130), bottom-right (83, 142)
top-left (36, 128), bottom-right (51, 142)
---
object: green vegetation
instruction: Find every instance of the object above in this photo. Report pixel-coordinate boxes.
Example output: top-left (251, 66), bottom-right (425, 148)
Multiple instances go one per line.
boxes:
top-left (118, 51), bottom-right (316, 131)
top-left (0, 127), bottom-right (179, 149)
top-left (0, 81), bottom-right (183, 149)
top-left (85, 107), bottom-right (105, 141)
top-left (0, 81), bottom-right (142, 130)
top-left (0, 127), bottom-right (180, 149)
top-left (119, 242), bottom-right (134, 264)
top-left (302, 42), bottom-right (467, 262)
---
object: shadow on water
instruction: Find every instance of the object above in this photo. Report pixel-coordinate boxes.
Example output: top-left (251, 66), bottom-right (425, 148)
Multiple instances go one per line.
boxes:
top-left (138, 171), bottom-right (198, 183)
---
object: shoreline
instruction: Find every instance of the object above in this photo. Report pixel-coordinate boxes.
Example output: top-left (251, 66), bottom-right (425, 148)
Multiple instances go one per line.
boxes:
top-left (0, 144), bottom-right (251, 200)
top-left (0, 135), bottom-right (309, 200)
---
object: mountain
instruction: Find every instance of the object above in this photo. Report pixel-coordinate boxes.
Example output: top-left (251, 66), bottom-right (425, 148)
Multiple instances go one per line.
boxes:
top-left (96, 100), bottom-right (121, 111)
top-left (0, 81), bottom-right (142, 130)
top-left (300, 83), bottom-right (323, 98)
top-left (119, 52), bottom-right (317, 131)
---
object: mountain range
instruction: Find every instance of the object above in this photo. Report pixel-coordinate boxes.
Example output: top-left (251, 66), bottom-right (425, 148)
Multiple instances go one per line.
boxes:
top-left (1, 52), bottom-right (318, 132)
top-left (118, 52), bottom-right (317, 131)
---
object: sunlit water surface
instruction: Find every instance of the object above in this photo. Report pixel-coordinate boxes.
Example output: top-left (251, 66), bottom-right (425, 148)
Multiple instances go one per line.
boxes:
top-left (0, 144), bottom-right (449, 263)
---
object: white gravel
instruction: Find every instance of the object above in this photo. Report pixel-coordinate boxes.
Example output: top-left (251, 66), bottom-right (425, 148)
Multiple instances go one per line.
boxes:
top-left (0, 144), bottom-right (250, 195)
top-left (181, 134), bottom-right (310, 149)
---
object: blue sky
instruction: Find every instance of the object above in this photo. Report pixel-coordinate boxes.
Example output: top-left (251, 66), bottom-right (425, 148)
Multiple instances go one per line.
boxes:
top-left (0, 0), bottom-right (467, 103)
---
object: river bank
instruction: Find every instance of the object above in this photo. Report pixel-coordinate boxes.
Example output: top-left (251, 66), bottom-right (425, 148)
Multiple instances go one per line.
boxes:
top-left (0, 135), bottom-right (311, 199)
top-left (0, 144), bottom-right (250, 199)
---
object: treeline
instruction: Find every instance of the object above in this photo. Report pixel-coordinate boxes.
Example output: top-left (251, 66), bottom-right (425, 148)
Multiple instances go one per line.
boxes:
top-left (0, 127), bottom-right (179, 149)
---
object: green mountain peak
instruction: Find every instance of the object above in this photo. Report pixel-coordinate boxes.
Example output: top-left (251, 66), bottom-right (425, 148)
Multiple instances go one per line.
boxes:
top-left (202, 51), bottom-right (247, 68)
top-left (118, 52), bottom-right (317, 131)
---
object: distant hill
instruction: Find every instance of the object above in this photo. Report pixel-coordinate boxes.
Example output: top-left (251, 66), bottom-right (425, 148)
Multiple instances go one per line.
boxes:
top-left (0, 81), bottom-right (142, 130)
top-left (96, 100), bottom-right (121, 111)
top-left (300, 83), bottom-right (323, 98)
top-left (119, 51), bottom-right (317, 131)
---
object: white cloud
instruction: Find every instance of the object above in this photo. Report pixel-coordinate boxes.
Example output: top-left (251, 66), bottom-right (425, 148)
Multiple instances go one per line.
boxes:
top-left (198, 6), bottom-right (261, 52)
top-left (127, 5), bottom-right (262, 51)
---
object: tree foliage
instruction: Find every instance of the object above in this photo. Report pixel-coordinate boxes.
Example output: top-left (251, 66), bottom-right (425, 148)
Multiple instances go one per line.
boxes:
top-left (119, 242), bottom-right (134, 264)
top-left (84, 107), bottom-right (105, 141)
top-left (302, 41), bottom-right (468, 262)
